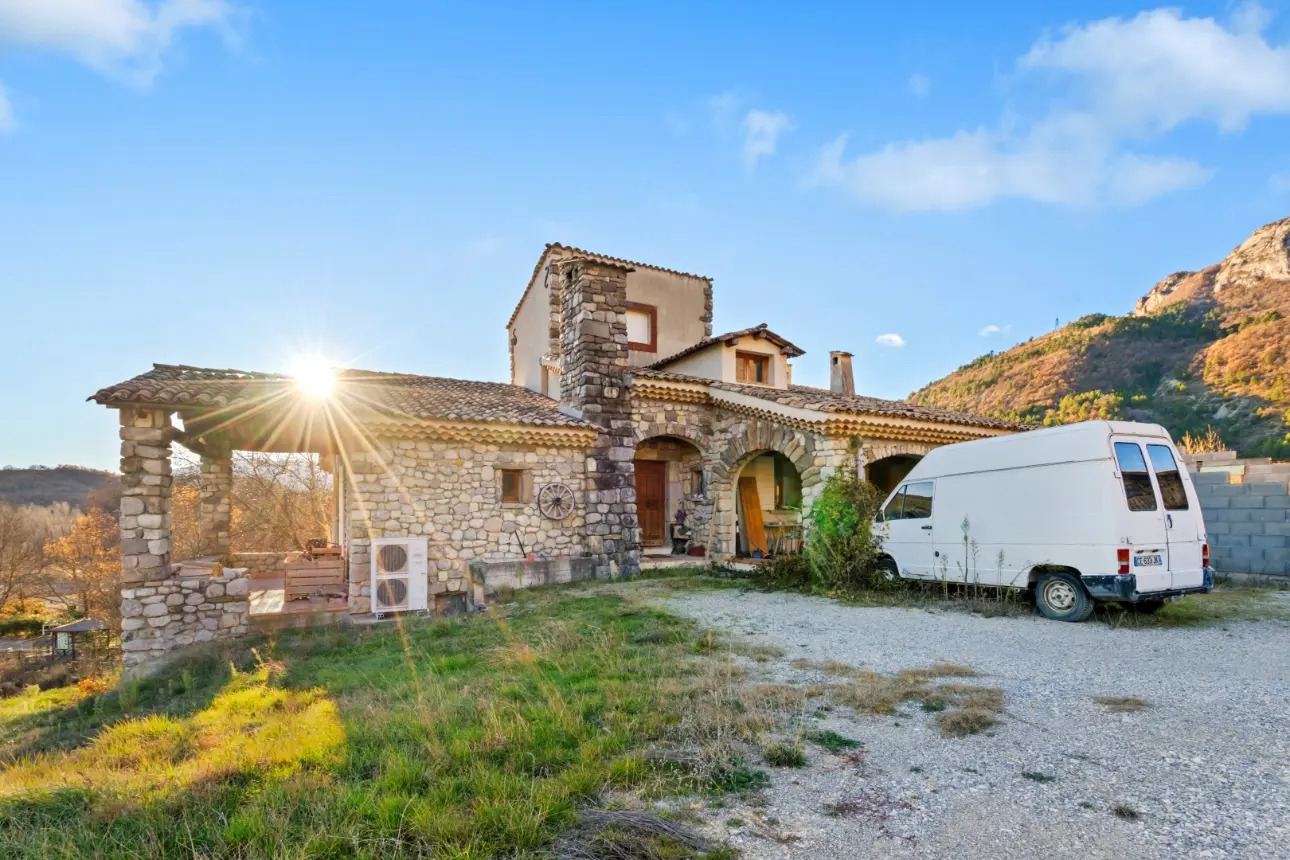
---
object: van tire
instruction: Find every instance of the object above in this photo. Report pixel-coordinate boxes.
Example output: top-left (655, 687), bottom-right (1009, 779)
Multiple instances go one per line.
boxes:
top-left (1034, 572), bottom-right (1094, 622)
top-left (877, 557), bottom-right (900, 583)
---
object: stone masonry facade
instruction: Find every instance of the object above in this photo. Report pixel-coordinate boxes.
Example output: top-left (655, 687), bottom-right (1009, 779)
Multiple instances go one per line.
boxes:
top-left (344, 439), bottom-right (590, 614)
top-left (558, 258), bottom-right (641, 577)
top-left (117, 408), bottom-right (250, 673)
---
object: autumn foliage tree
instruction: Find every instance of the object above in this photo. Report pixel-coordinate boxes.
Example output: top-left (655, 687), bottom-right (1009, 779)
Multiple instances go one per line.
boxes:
top-left (43, 509), bottom-right (122, 628)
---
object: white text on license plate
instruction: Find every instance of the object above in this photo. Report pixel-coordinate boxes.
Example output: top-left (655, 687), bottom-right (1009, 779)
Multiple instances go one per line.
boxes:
top-left (1134, 554), bottom-right (1162, 567)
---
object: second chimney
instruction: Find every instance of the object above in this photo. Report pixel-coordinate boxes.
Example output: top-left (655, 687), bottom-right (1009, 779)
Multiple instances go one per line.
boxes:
top-left (830, 351), bottom-right (855, 397)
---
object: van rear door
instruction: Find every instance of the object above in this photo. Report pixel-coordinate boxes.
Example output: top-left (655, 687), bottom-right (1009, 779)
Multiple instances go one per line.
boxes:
top-left (1145, 443), bottom-right (1206, 590)
top-left (1111, 441), bottom-right (1170, 594)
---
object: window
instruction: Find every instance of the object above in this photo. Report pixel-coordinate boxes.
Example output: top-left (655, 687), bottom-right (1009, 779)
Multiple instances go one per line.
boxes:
top-left (773, 455), bottom-right (802, 509)
top-left (1147, 444), bottom-right (1189, 511)
top-left (1114, 442), bottom-right (1158, 512)
top-left (736, 352), bottom-right (771, 384)
top-left (501, 469), bottom-right (524, 504)
top-left (690, 467), bottom-right (705, 496)
top-left (901, 482), bottom-right (934, 519)
top-left (540, 366), bottom-right (555, 397)
top-left (626, 302), bottom-right (657, 351)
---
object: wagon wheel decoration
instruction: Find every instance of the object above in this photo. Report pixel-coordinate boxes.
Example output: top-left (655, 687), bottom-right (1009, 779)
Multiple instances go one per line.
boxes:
top-left (537, 482), bottom-right (577, 520)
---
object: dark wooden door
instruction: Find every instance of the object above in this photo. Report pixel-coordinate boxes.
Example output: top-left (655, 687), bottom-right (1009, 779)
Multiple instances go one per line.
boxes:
top-left (635, 460), bottom-right (667, 545)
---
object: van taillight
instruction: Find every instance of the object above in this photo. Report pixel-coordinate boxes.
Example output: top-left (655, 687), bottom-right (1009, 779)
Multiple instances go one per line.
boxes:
top-left (1202, 543), bottom-right (1210, 567)
top-left (1117, 548), bottom-right (1131, 575)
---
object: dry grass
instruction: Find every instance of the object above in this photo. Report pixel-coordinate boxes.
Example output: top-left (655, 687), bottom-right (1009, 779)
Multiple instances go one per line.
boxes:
top-left (1093, 695), bottom-right (1152, 713)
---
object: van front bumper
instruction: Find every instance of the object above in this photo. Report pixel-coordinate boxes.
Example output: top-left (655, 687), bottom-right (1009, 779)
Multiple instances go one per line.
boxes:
top-left (1081, 568), bottom-right (1214, 603)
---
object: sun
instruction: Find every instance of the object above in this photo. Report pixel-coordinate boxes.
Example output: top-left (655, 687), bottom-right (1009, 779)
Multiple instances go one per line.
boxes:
top-left (290, 355), bottom-right (336, 399)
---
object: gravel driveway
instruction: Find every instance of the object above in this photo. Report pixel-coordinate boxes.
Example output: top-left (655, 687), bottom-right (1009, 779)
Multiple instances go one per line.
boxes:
top-left (660, 588), bottom-right (1290, 859)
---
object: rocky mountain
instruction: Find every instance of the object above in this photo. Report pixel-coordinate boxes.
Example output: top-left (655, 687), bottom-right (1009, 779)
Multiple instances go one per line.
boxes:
top-left (0, 466), bottom-right (118, 509)
top-left (911, 217), bottom-right (1290, 457)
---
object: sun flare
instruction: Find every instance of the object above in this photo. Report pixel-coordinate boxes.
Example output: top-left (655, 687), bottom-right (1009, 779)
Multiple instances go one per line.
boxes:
top-left (290, 355), bottom-right (336, 399)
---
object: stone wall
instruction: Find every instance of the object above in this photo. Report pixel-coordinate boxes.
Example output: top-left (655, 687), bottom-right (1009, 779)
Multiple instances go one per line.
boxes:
top-left (119, 560), bottom-right (251, 671)
top-left (558, 258), bottom-right (640, 577)
top-left (343, 438), bottom-right (590, 614)
top-left (1191, 471), bottom-right (1290, 578)
top-left (197, 449), bottom-right (232, 557)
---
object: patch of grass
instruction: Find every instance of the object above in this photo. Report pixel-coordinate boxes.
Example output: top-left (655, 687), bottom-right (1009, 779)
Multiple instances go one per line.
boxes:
top-left (0, 590), bottom-right (759, 858)
top-left (1112, 803), bottom-right (1140, 821)
top-left (763, 743), bottom-right (807, 768)
top-left (937, 706), bottom-right (998, 738)
top-left (1021, 770), bottom-right (1056, 783)
top-left (1093, 695), bottom-right (1151, 713)
top-left (806, 729), bottom-right (861, 754)
top-left (1095, 585), bottom-right (1290, 628)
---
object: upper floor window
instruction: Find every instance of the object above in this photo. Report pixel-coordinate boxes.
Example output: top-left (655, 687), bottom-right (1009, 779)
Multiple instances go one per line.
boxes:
top-left (626, 302), bottom-right (657, 352)
top-left (736, 351), bottom-right (770, 384)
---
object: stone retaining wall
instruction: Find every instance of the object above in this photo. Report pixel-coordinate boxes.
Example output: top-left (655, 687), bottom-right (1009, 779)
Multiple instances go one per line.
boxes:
top-left (120, 559), bottom-right (251, 673)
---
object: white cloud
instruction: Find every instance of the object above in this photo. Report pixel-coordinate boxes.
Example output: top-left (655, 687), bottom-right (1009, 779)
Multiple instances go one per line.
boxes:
top-left (0, 0), bottom-right (237, 87)
top-left (979, 323), bottom-right (1012, 337)
top-left (741, 109), bottom-right (791, 171)
top-left (810, 5), bottom-right (1290, 210)
top-left (908, 73), bottom-right (931, 98)
top-left (875, 333), bottom-right (905, 348)
top-left (0, 82), bottom-right (12, 133)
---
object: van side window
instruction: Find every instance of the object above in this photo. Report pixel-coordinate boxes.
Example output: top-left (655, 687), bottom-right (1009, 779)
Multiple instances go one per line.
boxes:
top-left (1113, 442), bottom-right (1158, 512)
top-left (901, 482), bottom-right (934, 519)
top-left (881, 488), bottom-right (906, 521)
top-left (1146, 444), bottom-right (1189, 511)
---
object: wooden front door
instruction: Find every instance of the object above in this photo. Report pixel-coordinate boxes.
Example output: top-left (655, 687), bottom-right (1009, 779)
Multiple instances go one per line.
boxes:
top-left (635, 460), bottom-right (667, 545)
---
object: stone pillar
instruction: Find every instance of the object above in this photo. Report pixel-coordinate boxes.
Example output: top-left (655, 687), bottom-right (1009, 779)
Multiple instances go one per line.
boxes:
top-left (558, 258), bottom-right (640, 577)
top-left (118, 407), bottom-right (174, 585)
top-left (198, 448), bottom-right (233, 557)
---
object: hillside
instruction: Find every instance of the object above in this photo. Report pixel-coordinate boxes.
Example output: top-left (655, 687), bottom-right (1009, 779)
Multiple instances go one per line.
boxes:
top-left (0, 466), bottom-right (117, 508)
top-left (911, 217), bottom-right (1290, 457)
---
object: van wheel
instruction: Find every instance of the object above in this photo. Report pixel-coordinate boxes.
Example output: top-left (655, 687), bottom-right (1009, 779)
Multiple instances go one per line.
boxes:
top-left (1034, 573), bottom-right (1094, 622)
top-left (877, 557), bottom-right (900, 583)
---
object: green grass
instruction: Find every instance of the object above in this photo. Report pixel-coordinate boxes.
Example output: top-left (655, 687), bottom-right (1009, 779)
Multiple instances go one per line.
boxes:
top-left (806, 730), bottom-right (861, 754)
top-left (762, 743), bottom-right (806, 768)
top-left (1094, 584), bottom-right (1290, 628)
top-left (0, 589), bottom-right (739, 859)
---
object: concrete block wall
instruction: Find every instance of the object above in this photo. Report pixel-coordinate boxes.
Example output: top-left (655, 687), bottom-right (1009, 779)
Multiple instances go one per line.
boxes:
top-left (1191, 470), bottom-right (1290, 577)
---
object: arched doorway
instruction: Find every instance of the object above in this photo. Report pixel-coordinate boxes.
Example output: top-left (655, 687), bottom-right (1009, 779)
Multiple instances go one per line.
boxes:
top-left (633, 435), bottom-right (706, 557)
top-left (733, 451), bottom-right (804, 558)
top-left (865, 454), bottom-right (922, 495)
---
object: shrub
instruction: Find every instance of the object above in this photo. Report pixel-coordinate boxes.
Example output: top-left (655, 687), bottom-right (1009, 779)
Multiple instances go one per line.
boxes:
top-left (805, 472), bottom-right (887, 590)
top-left (744, 553), bottom-right (811, 591)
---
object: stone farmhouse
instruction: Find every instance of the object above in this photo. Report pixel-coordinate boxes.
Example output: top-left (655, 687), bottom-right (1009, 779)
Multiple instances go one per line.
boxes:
top-left (92, 245), bottom-right (1023, 671)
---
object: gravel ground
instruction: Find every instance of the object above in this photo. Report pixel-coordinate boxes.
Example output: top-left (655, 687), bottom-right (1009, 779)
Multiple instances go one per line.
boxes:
top-left (658, 588), bottom-right (1290, 860)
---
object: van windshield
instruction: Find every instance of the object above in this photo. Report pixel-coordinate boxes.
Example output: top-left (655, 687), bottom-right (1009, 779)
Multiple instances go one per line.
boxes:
top-left (1114, 442), bottom-right (1158, 512)
top-left (1146, 444), bottom-right (1189, 511)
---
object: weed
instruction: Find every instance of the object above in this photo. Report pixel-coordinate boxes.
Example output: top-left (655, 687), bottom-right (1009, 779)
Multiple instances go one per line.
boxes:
top-left (1079, 801), bottom-right (1096, 810)
top-left (937, 707), bottom-right (998, 738)
top-left (1022, 771), bottom-right (1056, 783)
top-left (764, 743), bottom-right (807, 768)
top-left (1112, 803), bottom-right (1140, 821)
top-left (806, 729), bottom-right (861, 754)
top-left (1093, 695), bottom-right (1151, 713)
top-left (724, 818), bottom-right (744, 828)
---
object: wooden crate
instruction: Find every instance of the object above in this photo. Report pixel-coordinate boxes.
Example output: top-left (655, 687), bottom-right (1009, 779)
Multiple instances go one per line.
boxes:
top-left (283, 556), bottom-right (346, 600)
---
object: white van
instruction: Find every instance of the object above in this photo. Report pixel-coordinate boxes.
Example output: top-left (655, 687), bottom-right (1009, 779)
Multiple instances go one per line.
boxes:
top-left (875, 421), bottom-right (1213, 621)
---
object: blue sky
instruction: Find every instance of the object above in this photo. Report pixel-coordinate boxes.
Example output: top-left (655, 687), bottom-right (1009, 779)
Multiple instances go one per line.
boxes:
top-left (2, 1), bottom-right (1290, 471)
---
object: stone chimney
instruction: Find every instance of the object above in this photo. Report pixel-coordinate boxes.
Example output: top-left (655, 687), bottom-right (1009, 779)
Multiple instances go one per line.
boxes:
top-left (830, 351), bottom-right (855, 397)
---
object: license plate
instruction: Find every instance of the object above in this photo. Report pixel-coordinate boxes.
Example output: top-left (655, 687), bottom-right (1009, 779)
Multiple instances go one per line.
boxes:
top-left (1134, 554), bottom-right (1162, 567)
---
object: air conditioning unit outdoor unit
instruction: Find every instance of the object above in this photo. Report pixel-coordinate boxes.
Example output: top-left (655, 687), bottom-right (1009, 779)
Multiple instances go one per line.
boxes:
top-left (370, 536), bottom-right (429, 618)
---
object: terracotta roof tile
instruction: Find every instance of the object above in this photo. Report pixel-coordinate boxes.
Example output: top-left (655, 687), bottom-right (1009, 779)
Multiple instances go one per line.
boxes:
top-left (90, 364), bottom-right (597, 429)
top-left (649, 324), bottom-right (805, 369)
top-left (629, 369), bottom-right (1028, 431)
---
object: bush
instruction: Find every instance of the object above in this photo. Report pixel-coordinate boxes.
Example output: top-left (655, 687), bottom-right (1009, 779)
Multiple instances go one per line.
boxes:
top-left (743, 553), bottom-right (812, 591)
top-left (805, 472), bottom-right (887, 590)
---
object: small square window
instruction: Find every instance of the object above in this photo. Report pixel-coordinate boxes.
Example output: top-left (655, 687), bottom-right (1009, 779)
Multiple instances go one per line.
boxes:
top-left (501, 469), bottom-right (523, 504)
top-left (626, 302), bottom-right (657, 352)
top-left (736, 352), bottom-right (770, 384)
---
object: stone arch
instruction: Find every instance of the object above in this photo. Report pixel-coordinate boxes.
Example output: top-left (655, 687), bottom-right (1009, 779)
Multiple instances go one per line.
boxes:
top-left (860, 440), bottom-right (938, 495)
top-left (705, 417), bottom-right (839, 561)
top-left (632, 428), bottom-right (710, 551)
top-left (632, 421), bottom-right (710, 450)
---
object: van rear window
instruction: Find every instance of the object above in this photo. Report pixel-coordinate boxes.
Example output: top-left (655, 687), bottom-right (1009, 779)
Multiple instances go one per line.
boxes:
top-left (1114, 442), bottom-right (1158, 512)
top-left (1147, 444), bottom-right (1189, 511)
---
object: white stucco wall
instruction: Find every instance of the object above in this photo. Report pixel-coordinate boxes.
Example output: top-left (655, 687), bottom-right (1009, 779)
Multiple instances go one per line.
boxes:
top-left (509, 262), bottom-right (553, 391)
top-left (659, 336), bottom-right (792, 388)
top-left (626, 268), bottom-right (709, 366)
